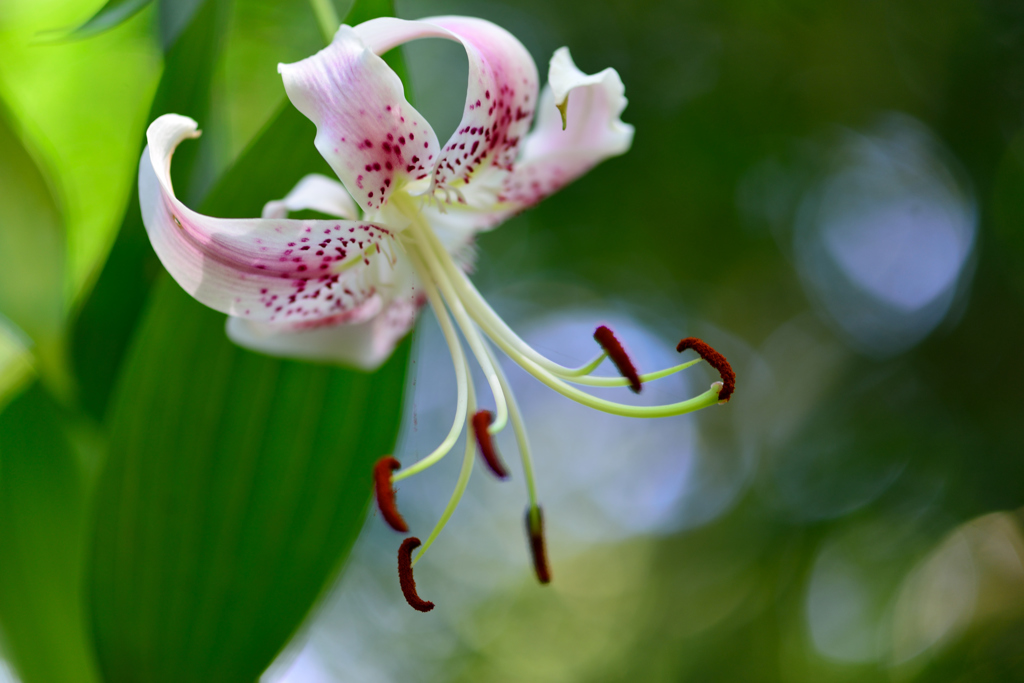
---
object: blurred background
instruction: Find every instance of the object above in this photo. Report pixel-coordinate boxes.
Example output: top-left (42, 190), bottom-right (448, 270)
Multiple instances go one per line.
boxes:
top-left (2, 0), bottom-right (1024, 681)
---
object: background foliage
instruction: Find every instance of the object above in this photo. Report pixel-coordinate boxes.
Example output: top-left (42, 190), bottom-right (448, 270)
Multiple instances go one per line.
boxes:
top-left (1, 0), bottom-right (1024, 681)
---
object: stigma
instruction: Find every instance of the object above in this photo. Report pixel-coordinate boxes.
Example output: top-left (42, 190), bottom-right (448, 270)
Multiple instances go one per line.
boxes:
top-left (372, 193), bottom-right (735, 612)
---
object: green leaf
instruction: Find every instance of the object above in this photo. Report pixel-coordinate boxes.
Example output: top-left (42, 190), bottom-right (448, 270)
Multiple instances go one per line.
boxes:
top-left (71, 0), bottom-right (232, 421)
top-left (89, 277), bottom-right (410, 683)
top-left (0, 98), bottom-right (68, 399)
top-left (157, 0), bottom-right (209, 51)
top-left (343, 0), bottom-right (412, 90)
top-left (0, 384), bottom-right (99, 683)
top-left (88, 5), bottom-right (412, 668)
top-left (69, 0), bottom-right (153, 38)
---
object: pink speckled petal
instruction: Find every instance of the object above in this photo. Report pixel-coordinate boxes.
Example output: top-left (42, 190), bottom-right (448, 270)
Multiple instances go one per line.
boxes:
top-left (279, 25), bottom-right (441, 213)
top-left (354, 16), bottom-right (539, 201)
top-left (226, 293), bottom-right (421, 371)
top-left (497, 47), bottom-right (634, 211)
top-left (140, 114), bottom-right (413, 327)
top-left (398, 48), bottom-right (634, 239)
top-left (261, 173), bottom-right (359, 220)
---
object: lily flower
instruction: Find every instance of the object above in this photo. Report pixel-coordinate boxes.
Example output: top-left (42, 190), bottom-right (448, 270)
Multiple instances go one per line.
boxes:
top-left (139, 16), bottom-right (735, 613)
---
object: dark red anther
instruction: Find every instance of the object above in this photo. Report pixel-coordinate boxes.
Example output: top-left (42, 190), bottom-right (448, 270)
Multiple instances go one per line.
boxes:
top-left (373, 456), bottom-right (408, 532)
top-left (525, 506), bottom-right (551, 584)
top-left (472, 410), bottom-right (509, 479)
top-left (397, 537), bottom-right (435, 612)
top-left (676, 337), bottom-right (736, 402)
top-left (594, 325), bottom-right (642, 393)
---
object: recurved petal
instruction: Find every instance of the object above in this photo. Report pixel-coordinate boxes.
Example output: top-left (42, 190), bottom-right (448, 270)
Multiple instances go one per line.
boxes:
top-left (498, 47), bottom-right (634, 210)
top-left (354, 16), bottom-right (539, 199)
top-left (261, 173), bottom-right (359, 220)
top-left (279, 25), bottom-right (441, 213)
top-left (225, 291), bottom-right (421, 371)
top-left (140, 114), bottom-right (407, 327)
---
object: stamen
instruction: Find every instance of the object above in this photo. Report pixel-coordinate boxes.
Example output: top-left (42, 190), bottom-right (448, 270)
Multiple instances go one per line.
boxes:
top-left (410, 223), bottom-right (723, 417)
top-left (593, 325), bottom-right (642, 393)
top-left (472, 410), bottom-right (510, 479)
top-left (525, 506), bottom-right (551, 584)
top-left (398, 537), bottom-right (435, 612)
top-left (676, 337), bottom-right (736, 402)
top-left (373, 456), bottom-right (408, 532)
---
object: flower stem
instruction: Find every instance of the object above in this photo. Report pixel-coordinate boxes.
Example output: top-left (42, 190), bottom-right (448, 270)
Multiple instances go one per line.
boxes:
top-left (308, 0), bottom-right (340, 45)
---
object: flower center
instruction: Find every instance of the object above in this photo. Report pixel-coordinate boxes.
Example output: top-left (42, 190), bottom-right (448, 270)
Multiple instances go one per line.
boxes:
top-left (375, 192), bottom-right (735, 611)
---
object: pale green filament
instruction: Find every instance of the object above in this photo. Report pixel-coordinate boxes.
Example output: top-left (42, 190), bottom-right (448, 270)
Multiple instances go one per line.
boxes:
top-left (570, 359), bottom-right (703, 387)
top-left (387, 189), bottom-right (725, 565)
top-left (413, 361), bottom-right (477, 565)
top-left (415, 219), bottom-right (617, 379)
top-left (399, 201), bottom-right (509, 435)
top-left (561, 351), bottom-right (608, 377)
top-left (484, 342), bottom-right (539, 508)
top-left (412, 216), bottom-right (724, 417)
top-left (392, 247), bottom-right (469, 482)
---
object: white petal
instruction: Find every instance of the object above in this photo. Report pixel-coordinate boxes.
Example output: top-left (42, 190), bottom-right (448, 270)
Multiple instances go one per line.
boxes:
top-left (226, 294), bottom-right (421, 371)
top-left (279, 25), bottom-right (441, 213)
top-left (500, 47), bottom-right (634, 209)
top-left (404, 47), bottom-right (635, 240)
top-left (140, 114), bottom-right (411, 327)
top-left (261, 173), bottom-right (359, 220)
top-left (354, 17), bottom-right (539, 198)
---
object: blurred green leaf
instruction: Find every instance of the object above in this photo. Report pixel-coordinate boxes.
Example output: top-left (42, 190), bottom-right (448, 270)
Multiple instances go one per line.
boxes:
top-left (344, 0), bottom-right (411, 88)
top-left (88, 276), bottom-right (410, 682)
top-left (158, 0), bottom-right (209, 51)
top-left (0, 383), bottom-right (99, 683)
top-left (0, 98), bottom-right (68, 399)
top-left (70, 0), bottom-right (153, 38)
top-left (88, 2), bottom-right (410, 676)
top-left (71, 0), bottom-right (232, 421)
